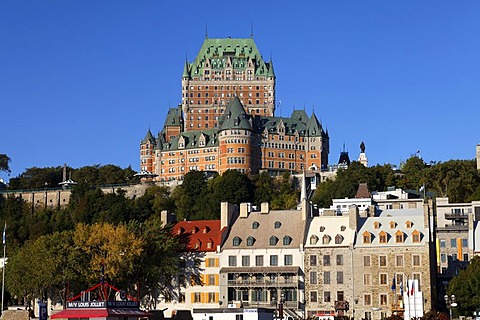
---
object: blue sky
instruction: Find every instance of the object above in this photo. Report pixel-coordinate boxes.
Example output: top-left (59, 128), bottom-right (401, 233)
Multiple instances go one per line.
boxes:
top-left (1, 1), bottom-right (479, 182)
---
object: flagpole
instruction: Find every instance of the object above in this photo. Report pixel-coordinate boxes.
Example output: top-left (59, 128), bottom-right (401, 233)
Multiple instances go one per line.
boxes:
top-left (1, 222), bottom-right (5, 314)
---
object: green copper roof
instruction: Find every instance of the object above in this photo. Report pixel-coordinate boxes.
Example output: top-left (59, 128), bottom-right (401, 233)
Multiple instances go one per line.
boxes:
top-left (164, 106), bottom-right (182, 127)
top-left (182, 60), bottom-right (190, 79)
top-left (219, 97), bottom-right (252, 131)
top-left (306, 112), bottom-right (323, 137)
top-left (141, 129), bottom-right (156, 144)
top-left (160, 129), bottom-right (219, 151)
top-left (187, 37), bottom-right (274, 78)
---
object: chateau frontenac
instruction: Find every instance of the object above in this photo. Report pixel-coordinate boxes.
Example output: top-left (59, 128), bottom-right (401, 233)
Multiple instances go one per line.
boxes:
top-left (140, 36), bottom-right (329, 181)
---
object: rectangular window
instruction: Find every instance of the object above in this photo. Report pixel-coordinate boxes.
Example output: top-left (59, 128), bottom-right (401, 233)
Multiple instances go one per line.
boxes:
top-left (323, 255), bottom-right (330, 266)
top-left (379, 255), bottom-right (387, 267)
top-left (324, 291), bottom-right (331, 302)
top-left (336, 254), bottom-right (344, 266)
top-left (228, 256), bottom-right (237, 266)
top-left (310, 255), bottom-right (317, 266)
top-left (324, 271), bottom-right (331, 284)
top-left (270, 255), bottom-right (278, 266)
top-left (310, 291), bottom-right (318, 303)
top-left (284, 255), bottom-right (293, 266)
top-left (363, 255), bottom-right (371, 267)
top-left (440, 239), bottom-right (446, 248)
top-left (364, 294), bottom-right (372, 306)
top-left (337, 291), bottom-right (344, 302)
top-left (462, 238), bottom-right (468, 248)
top-left (208, 293), bottom-right (216, 303)
top-left (242, 256), bottom-right (250, 266)
top-left (441, 254), bottom-right (447, 263)
top-left (412, 254), bottom-right (421, 266)
top-left (255, 255), bottom-right (264, 266)
top-left (194, 292), bottom-right (202, 303)
top-left (380, 294), bottom-right (387, 306)
top-left (310, 272), bottom-right (317, 284)
top-left (336, 271), bottom-right (344, 284)
top-left (396, 255), bottom-right (404, 267)
top-left (380, 273), bottom-right (388, 285)
top-left (451, 239), bottom-right (457, 248)
top-left (364, 274), bottom-right (371, 285)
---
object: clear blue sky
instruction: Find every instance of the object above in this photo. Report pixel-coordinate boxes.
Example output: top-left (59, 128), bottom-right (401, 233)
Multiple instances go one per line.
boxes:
top-left (1, 1), bottom-right (479, 182)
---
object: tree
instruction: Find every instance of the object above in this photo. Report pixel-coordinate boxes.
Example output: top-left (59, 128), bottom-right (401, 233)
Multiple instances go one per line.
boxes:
top-left (0, 154), bottom-right (11, 174)
top-left (447, 256), bottom-right (480, 316)
top-left (171, 171), bottom-right (210, 220)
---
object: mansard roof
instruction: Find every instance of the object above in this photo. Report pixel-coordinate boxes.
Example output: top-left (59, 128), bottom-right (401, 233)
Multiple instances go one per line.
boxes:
top-left (172, 220), bottom-right (223, 252)
top-left (141, 129), bottom-right (155, 144)
top-left (186, 37), bottom-right (273, 78)
top-left (222, 209), bottom-right (305, 250)
top-left (158, 129), bottom-right (218, 151)
top-left (219, 97), bottom-right (252, 131)
top-left (304, 215), bottom-right (355, 248)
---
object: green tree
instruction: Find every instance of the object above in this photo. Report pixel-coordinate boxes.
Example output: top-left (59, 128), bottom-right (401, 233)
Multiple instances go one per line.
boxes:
top-left (447, 256), bottom-right (480, 316)
top-left (171, 171), bottom-right (210, 220)
top-left (252, 171), bottom-right (275, 206)
top-left (0, 154), bottom-right (11, 173)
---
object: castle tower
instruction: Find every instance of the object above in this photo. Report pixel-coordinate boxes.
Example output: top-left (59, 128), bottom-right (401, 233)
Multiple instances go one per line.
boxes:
top-left (218, 97), bottom-right (256, 174)
top-left (139, 129), bottom-right (156, 173)
top-left (181, 37), bottom-right (275, 131)
top-left (305, 112), bottom-right (329, 171)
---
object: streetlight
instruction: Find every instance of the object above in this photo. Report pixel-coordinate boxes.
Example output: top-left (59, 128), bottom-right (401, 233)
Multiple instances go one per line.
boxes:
top-left (444, 294), bottom-right (457, 319)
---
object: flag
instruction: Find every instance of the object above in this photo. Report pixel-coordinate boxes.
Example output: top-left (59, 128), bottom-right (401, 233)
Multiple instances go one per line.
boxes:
top-left (391, 274), bottom-right (396, 292)
top-left (2, 223), bottom-right (5, 245)
top-left (406, 278), bottom-right (409, 296)
top-left (410, 279), bottom-right (415, 296)
top-left (419, 184), bottom-right (425, 193)
top-left (400, 281), bottom-right (404, 295)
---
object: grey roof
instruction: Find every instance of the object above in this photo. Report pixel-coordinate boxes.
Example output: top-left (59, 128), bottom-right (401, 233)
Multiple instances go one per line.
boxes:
top-left (306, 112), bottom-right (323, 137)
top-left (163, 106), bottom-right (182, 127)
top-left (219, 97), bottom-right (252, 131)
top-left (223, 209), bottom-right (305, 250)
top-left (141, 129), bottom-right (155, 144)
top-left (158, 129), bottom-right (218, 151)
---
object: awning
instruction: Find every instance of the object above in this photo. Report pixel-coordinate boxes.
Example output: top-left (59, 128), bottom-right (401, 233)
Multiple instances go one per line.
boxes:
top-left (51, 308), bottom-right (152, 319)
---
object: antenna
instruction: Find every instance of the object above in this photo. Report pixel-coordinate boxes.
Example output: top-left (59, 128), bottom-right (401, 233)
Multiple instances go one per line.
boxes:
top-left (250, 22), bottom-right (254, 38)
top-left (205, 24), bottom-right (208, 39)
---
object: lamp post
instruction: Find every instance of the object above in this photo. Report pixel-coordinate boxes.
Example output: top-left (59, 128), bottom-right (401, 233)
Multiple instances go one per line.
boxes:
top-left (444, 294), bottom-right (457, 319)
top-left (278, 292), bottom-right (284, 320)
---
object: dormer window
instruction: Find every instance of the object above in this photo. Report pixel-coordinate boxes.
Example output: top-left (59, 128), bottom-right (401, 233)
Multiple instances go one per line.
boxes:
top-left (395, 231), bottom-right (404, 243)
top-left (283, 236), bottom-right (292, 245)
top-left (406, 220), bottom-right (413, 228)
top-left (310, 235), bottom-right (318, 245)
top-left (274, 221), bottom-right (282, 229)
top-left (389, 221), bottom-right (396, 229)
top-left (322, 235), bottom-right (331, 245)
top-left (247, 236), bottom-right (255, 246)
top-left (233, 236), bottom-right (241, 246)
top-left (335, 234), bottom-right (343, 244)
top-left (340, 226), bottom-right (346, 231)
top-left (373, 222), bottom-right (381, 229)
top-left (252, 221), bottom-right (260, 229)
top-left (319, 226), bottom-right (325, 232)
top-left (269, 236), bottom-right (278, 246)
top-left (412, 230), bottom-right (421, 243)
top-left (363, 231), bottom-right (372, 244)
top-left (203, 226), bottom-right (210, 234)
top-left (379, 231), bottom-right (388, 244)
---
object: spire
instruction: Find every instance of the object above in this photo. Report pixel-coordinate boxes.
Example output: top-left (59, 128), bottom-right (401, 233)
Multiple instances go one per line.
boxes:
top-left (267, 59), bottom-right (275, 77)
top-left (182, 59), bottom-right (190, 79)
top-left (141, 129), bottom-right (156, 144)
top-left (306, 112), bottom-right (322, 136)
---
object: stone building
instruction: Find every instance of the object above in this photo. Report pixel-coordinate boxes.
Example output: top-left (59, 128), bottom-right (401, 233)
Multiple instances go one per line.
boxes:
top-left (218, 201), bottom-right (310, 319)
top-left (140, 36), bottom-right (329, 182)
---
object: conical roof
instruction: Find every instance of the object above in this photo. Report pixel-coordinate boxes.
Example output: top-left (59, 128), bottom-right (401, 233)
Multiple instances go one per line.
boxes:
top-left (306, 112), bottom-right (323, 136)
top-left (141, 129), bottom-right (156, 144)
top-left (220, 97), bottom-right (252, 131)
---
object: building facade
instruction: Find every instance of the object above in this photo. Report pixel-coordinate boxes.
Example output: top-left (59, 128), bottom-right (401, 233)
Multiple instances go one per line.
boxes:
top-left (140, 36), bottom-right (329, 182)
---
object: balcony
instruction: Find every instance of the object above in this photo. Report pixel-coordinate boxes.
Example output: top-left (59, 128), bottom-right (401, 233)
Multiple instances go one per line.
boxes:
top-left (228, 278), bottom-right (301, 288)
top-left (445, 213), bottom-right (468, 220)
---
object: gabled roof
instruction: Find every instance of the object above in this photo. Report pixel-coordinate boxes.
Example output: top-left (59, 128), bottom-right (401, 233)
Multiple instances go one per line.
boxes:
top-left (219, 97), bottom-right (252, 131)
top-left (173, 220), bottom-right (223, 252)
top-left (161, 129), bottom-right (218, 151)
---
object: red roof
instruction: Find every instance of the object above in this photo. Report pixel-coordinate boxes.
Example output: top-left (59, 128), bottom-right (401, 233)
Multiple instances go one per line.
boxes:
top-left (51, 308), bottom-right (152, 319)
top-left (172, 220), bottom-right (223, 251)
